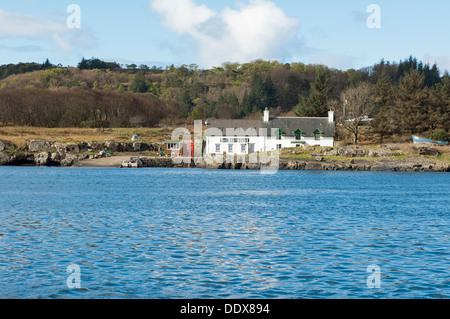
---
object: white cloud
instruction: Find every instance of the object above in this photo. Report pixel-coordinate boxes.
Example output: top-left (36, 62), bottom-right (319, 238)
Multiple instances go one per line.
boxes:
top-left (151, 0), bottom-right (216, 35)
top-left (0, 9), bottom-right (66, 37)
top-left (150, 0), bottom-right (300, 68)
top-left (0, 9), bottom-right (92, 52)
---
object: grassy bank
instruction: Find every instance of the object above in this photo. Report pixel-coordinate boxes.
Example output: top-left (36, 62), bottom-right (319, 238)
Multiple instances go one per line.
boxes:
top-left (0, 126), bottom-right (181, 149)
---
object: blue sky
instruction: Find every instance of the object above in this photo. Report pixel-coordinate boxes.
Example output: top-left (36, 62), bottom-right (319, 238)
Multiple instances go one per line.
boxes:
top-left (1, 0), bottom-right (449, 72)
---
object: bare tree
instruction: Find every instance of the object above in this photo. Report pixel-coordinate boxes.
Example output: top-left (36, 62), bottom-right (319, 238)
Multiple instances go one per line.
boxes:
top-left (337, 82), bottom-right (376, 145)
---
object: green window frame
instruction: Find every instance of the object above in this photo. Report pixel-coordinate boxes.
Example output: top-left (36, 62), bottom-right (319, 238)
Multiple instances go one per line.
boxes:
top-left (294, 129), bottom-right (303, 140)
top-left (313, 129), bottom-right (323, 140)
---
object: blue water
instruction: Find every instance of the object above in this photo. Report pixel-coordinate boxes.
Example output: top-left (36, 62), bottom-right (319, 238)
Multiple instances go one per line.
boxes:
top-left (0, 167), bottom-right (449, 299)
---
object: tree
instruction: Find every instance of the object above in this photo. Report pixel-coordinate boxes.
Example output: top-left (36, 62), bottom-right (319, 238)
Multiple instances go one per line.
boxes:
top-left (241, 73), bottom-right (278, 115)
top-left (392, 71), bottom-right (429, 134)
top-left (370, 72), bottom-right (394, 143)
top-left (429, 74), bottom-right (450, 131)
top-left (129, 71), bottom-right (149, 93)
top-left (337, 82), bottom-right (376, 145)
top-left (294, 70), bottom-right (331, 117)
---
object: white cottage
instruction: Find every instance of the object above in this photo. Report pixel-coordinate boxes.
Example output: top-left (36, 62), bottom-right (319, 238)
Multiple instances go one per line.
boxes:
top-left (204, 108), bottom-right (335, 155)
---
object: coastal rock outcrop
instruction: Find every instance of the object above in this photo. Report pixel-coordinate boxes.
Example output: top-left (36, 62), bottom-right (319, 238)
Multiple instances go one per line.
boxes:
top-left (34, 152), bottom-right (51, 166)
top-left (28, 140), bottom-right (52, 152)
top-left (61, 154), bottom-right (79, 167)
top-left (0, 151), bottom-right (10, 165)
top-left (0, 141), bottom-right (5, 152)
top-left (104, 140), bottom-right (117, 152)
top-left (322, 146), bottom-right (397, 158)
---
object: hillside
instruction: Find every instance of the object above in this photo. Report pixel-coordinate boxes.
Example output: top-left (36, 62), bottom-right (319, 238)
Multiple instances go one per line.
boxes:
top-left (0, 57), bottom-right (448, 145)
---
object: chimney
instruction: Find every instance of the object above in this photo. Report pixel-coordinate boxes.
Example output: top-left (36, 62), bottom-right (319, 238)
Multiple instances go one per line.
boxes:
top-left (263, 107), bottom-right (270, 123)
top-left (328, 109), bottom-right (334, 123)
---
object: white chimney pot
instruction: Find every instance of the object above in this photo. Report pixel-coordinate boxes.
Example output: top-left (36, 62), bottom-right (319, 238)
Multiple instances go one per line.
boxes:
top-left (263, 108), bottom-right (269, 123)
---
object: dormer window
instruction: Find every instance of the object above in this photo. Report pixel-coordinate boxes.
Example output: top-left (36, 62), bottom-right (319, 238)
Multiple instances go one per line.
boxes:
top-left (278, 129), bottom-right (285, 139)
top-left (313, 128), bottom-right (323, 140)
top-left (294, 129), bottom-right (303, 141)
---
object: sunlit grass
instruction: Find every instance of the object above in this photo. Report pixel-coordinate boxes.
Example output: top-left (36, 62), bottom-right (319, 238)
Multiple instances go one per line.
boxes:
top-left (0, 126), bottom-right (183, 148)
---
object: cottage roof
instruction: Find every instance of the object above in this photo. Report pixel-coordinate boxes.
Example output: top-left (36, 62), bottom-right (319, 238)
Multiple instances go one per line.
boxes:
top-left (264, 117), bottom-right (335, 137)
top-left (205, 117), bottom-right (335, 137)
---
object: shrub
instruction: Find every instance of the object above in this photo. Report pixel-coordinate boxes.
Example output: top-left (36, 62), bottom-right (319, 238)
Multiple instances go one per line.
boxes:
top-left (429, 129), bottom-right (449, 142)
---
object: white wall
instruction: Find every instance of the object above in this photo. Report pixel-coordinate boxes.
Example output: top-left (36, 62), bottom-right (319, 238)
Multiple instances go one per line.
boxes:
top-left (205, 135), bottom-right (334, 155)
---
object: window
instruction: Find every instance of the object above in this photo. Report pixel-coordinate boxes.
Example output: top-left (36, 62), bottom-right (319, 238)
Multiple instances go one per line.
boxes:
top-left (228, 144), bottom-right (234, 153)
top-left (215, 144), bottom-right (221, 153)
top-left (313, 129), bottom-right (323, 141)
top-left (241, 144), bottom-right (246, 153)
top-left (294, 129), bottom-right (303, 141)
top-left (278, 129), bottom-right (285, 139)
top-left (167, 143), bottom-right (180, 150)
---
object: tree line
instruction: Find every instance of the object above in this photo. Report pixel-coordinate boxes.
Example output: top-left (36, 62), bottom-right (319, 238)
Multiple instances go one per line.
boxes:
top-left (0, 87), bottom-right (164, 128)
top-left (0, 56), bottom-right (448, 142)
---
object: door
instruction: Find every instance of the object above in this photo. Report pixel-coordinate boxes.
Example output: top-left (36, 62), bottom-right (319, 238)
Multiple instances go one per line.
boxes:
top-left (248, 143), bottom-right (255, 154)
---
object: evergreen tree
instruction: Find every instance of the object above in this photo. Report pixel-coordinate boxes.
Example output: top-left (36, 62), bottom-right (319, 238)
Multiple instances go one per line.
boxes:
top-left (371, 72), bottom-right (394, 143)
top-left (241, 73), bottom-right (278, 114)
top-left (393, 71), bottom-right (429, 134)
top-left (429, 75), bottom-right (450, 131)
top-left (129, 71), bottom-right (149, 93)
top-left (261, 75), bottom-right (278, 110)
top-left (294, 70), bottom-right (331, 117)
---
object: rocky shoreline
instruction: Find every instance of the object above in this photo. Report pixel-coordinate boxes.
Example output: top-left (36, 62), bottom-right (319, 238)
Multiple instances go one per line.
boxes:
top-left (0, 139), bottom-right (449, 172)
top-left (0, 139), bottom-right (158, 167)
top-left (144, 157), bottom-right (449, 172)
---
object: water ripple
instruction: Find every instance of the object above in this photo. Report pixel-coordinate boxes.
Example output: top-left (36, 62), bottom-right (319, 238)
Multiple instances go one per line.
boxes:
top-left (0, 167), bottom-right (448, 298)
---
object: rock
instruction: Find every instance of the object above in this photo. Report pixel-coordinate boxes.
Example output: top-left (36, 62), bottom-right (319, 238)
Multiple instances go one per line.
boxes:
top-left (305, 162), bottom-right (323, 170)
top-left (61, 154), bottom-right (78, 167)
top-left (65, 143), bottom-right (80, 154)
top-left (0, 141), bottom-right (5, 152)
top-left (382, 144), bottom-right (400, 151)
top-left (34, 152), bottom-right (50, 166)
top-left (371, 165), bottom-right (387, 171)
top-left (53, 143), bottom-right (66, 154)
top-left (28, 140), bottom-right (51, 152)
top-left (315, 156), bottom-right (324, 162)
top-left (367, 149), bottom-right (396, 158)
top-left (51, 152), bottom-right (62, 163)
top-left (133, 142), bottom-right (142, 152)
top-left (286, 161), bottom-right (298, 170)
top-left (323, 149), bottom-right (339, 156)
top-left (0, 152), bottom-right (11, 165)
top-left (104, 140), bottom-right (118, 152)
top-left (413, 146), bottom-right (441, 156)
